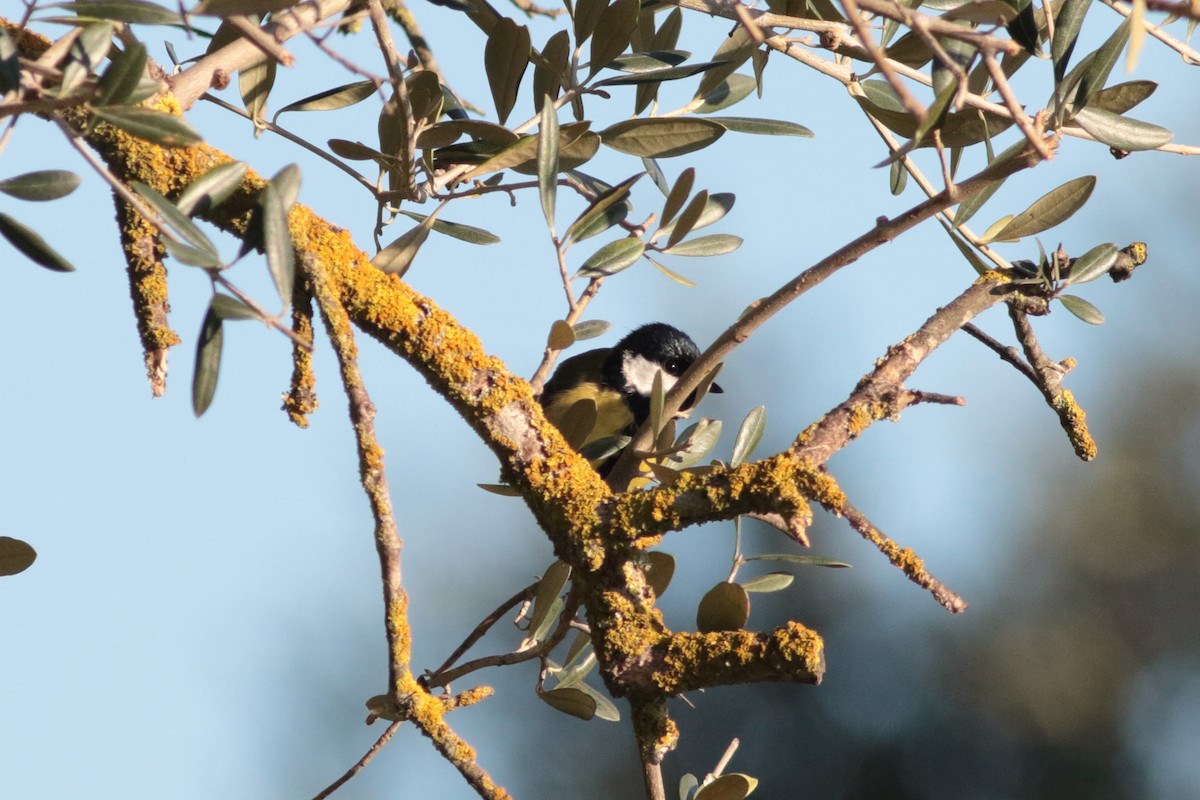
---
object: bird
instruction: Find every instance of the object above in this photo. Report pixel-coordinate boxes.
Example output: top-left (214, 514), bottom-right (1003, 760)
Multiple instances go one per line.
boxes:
top-left (539, 323), bottom-right (721, 464)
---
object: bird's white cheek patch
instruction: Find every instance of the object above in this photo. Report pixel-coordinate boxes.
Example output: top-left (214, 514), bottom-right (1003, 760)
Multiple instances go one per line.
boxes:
top-left (622, 353), bottom-right (679, 397)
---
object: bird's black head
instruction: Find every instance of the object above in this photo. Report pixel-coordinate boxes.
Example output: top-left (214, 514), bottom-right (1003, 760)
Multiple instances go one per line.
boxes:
top-left (601, 323), bottom-right (718, 425)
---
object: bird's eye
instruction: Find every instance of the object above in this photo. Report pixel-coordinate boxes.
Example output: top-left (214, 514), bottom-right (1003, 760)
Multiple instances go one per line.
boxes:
top-left (665, 359), bottom-right (684, 374)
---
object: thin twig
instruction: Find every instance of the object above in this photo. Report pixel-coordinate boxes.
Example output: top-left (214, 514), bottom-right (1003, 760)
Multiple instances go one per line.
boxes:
top-left (962, 322), bottom-right (1038, 383)
top-left (1008, 304), bottom-right (1097, 460)
top-left (225, 14), bottom-right (295, 66)
top-left (311, 721), bottom-right (402, 800)
top-left (385, 0), bottom-right (484, 115)
top-left (706, 738), bottom-right (740, 782)
top-left (838, 498), bottom-right (968, 612)
top-left (1100, 0), bottom-right (1200, 62)
top-left (424, 594), bottom-right (580, 688)
top-left (840, 0), bottom-right (927, 119)
top-left (201, 93), bottom-right (376, 192)
top-left (980, 52), bottom-right (1055, 160)
top-left (423, 581), bottom-right (538, 682)
top-left (902, 389), bottom-right (966, 406)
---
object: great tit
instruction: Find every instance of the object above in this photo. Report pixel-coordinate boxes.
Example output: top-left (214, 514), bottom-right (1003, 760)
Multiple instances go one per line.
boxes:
top-left (540, 323), bottom-right (721, 457)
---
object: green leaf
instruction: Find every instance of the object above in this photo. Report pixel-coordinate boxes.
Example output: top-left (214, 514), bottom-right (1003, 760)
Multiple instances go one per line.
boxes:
top-left (0, 170), bottom-right (81, 202)
top-left (668, 418), bottom-right (722, 469)
top-left (548, 319), bottom-right (576, 349)
top-left (589, 0), bottom-right (640, 77)
top-left (539, 687), bottom-right (597, 720)
top-left (269, 163), bottom-right (300, 210)
top-left (1058, 293), bottom-right (1105, 324)
top-left (193, 0), bottom-right (298, 15)
top-left (0, 29), bottom-right (18, 95)
top-left (574, 0), bottom-right (607, 46)
top-left (577, 237), bottom-right (645, 277)
top-left (1071, 106), bottom-right (1172, 151)
top-left (175, 162), bottom-right (248, 216)
top-left (477, 482), bottom-right (521, 496)
top-left (644, 551), bottom-right (676, 596)
top-left (656, 193), bottom-right (734, 244)
top-left (978, 214), bottom-right (1015, 244)
top-left (941, 0), bottom-right (1017, 23)
top-left (941, 220), bottom-right (991, 276)
top-left (954, 176), bottom-right (1003, 227)
top-left (192, 304), bottom-right (223, 417)
top-left (593, 60), bottom-right (728, 86)
top-left (1090, 80), bottom-right (1157, 115)
top-left (646, 256), bottom-right (697, 287)
top-left (679, 774), bottom-right (700, 800)
top-left (649, 369), bottom-right (665, 439)
top-left (260, 183), bottom-right (295, 304)
top-left (461, 135), bottom-right (539, 180)
top-left (91, 106), bottom-right (203, 147)
top-left (660, 167), bottom-right (695, 229)
top-left (534, 30), bottom-right (571, 110)
top-left (564, 172), bottom-right (642, 244)
top-left (239, 55), bottom-right (275, 127)
top-left (517, 128), bottom-right (599, 174)
top-left (572, 681), bottom-right (620, 721)
top-left (553, 649), bottom-right (597, 688)
top-left (484, 18), bottom-right (530, 126)
top-left (662, 234), bottom-right (742, 257)
top-left (741, 571), bottom-right (794, 593)
top-left (96, 40), bottom-right (147, 106)
top-left (1076, 17), bottom-right (1130, 104)
top-left (1066, 242), bottom-right (1118, 285)
top-left (890, 158), bottom-right (907, 196)
top-left (371, 215), bottom-right (436, 277)
top-left (693, 773), bottom-right (759, 800)
top-left (130, 180), bottom-right (217, 256)
top-left (694, 28), bottom-right (757, 101)
top-left (911, 79), bottom-right (959, 147)
top-left (1052, 0), bottom-right (1091, 81)
top-left (396, 210), bottom-right (500, 245)
top-left (706, 116), bottom-right (814, 137)
top-left (209, 293), bottom-right (259, 321)
top-left (665, 190), bottom-right (708, 250)
top-left (696, 581), bottom-right (750, 632)
top-left (991, 176), bottom-right (1096, 241)
top-left (743, 553), bottom-right (851, 568)
top-left (1004, 0), bottom-right (1040, 55)
top-left (274, 80), bottom-right (375, 118)
top-left (328, 139), bottom-right (387, 161)
top-left (572, 320), bottom-right (611, 341)
top-left (528, 561), bottom-right (571, 643)
top-left (600, 118), bottom-right (725, 158)
top-left (57, 0), bottom-right (183, 24)
top-left (405, 70), bottom-right (443, 126)
top-left (688, 74), bottom-right (757, 114)
top-left (0, 537), bottom-right (37, 576)
top-left (731, 405), bottom-right (766, 467)
top-left (607, 50), bottom-right (691, 72)
top-left (162, 237), bottom-right (221, 268)
top-left (642, 157), bottom-right (669, 196)
top-left (538, 98), bottom-right (560, 234)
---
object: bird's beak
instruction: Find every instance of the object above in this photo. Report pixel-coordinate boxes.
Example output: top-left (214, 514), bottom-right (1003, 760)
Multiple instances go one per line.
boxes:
top-left (709, 382), bottom-right (724, 394)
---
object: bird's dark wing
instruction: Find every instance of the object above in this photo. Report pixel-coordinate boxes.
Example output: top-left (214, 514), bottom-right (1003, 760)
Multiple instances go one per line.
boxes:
top-left (540, 348), bottom-right (610, 406)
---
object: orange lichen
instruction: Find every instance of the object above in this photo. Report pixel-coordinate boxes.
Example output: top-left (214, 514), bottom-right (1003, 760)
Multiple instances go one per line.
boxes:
top-left (1054, 388), bottom-right (1097, 461)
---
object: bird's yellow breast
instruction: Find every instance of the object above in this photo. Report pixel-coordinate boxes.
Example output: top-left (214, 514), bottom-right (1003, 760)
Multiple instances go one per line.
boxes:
top-left (542, 382), bottom-right (634, 448)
